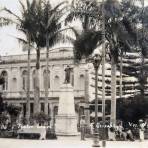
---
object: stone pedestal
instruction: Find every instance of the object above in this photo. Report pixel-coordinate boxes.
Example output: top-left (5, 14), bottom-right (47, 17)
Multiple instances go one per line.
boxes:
top-left (55, 84), bottom-right (78, 135)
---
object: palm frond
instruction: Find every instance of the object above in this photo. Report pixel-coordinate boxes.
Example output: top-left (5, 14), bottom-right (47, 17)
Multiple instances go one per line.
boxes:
top-left (4, 7), bottom-right (22, 22)
top-left (0, 17), bottom-right (13, 27)
top-left (73, 30), bottom-right (102, 62)
top-left (122, 17), bottom-right (137, 42)
top-left (19, 0), bottom-right (26, 13)
top-left (26, 0), bottom-right (31, 10)
top-left (52, 1), bottom-right (68, 12)
top-left (16, 37), bottom-right (28, 45)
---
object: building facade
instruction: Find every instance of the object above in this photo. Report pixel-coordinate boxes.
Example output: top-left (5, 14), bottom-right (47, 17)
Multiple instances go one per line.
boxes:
top-left (0, 48), bottom-right (87, 126)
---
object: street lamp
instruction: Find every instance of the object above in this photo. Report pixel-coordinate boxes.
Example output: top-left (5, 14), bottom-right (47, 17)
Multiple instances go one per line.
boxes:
top-left (92, 54), bottom-right (102, 147)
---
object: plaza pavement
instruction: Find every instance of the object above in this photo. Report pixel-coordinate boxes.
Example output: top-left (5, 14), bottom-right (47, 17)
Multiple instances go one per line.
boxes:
top-left (0, 136), bottom-right (148, 148)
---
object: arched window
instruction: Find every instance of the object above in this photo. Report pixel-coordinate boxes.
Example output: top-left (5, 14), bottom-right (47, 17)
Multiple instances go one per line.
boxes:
top-left (54, 75), bottom-right (60, 90)
top-left (32, 70), bottom-right (36, 90)
top-left (79, 74), bottom-right (85, 90)
top-left (43, 70), bottom-right (50, 89)
top-left (22, 70), bottom-right (27, 90)
top-left (1, 71), bottom-right (8, 90)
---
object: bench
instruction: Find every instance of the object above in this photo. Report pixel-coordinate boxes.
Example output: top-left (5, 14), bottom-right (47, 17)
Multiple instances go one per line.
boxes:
top-left (17, 126), bottom-right (46, 140)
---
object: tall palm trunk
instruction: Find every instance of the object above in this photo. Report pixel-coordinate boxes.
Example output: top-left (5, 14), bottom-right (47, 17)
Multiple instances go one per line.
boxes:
top-left (119, 52), bottom-right (123, 99)
top-left (139, 51), bottom-right (145, 100)
top-left (140, 0), bottom-right (145, 100)
top-left (45, 34), bottom-right (49, 115)
top-left (84, 68), bottom-right (90, 128)
top-left (111, 57), bottom-right (116, 125)
top-left (26, 37), bottom-right (31, 124)
top-left (102, 0), bottom-right (106, 143)
top-left (34, 48), bottom-right (40, 113)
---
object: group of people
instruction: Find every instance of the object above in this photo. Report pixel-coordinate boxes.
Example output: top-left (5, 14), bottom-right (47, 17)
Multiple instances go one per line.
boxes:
top-left (108, 120), bottom-right (147, 141)
top-left (80, 117), bottom-right (147, 141)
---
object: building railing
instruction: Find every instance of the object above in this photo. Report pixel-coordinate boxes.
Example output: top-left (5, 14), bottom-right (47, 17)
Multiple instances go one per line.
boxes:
top-left (0, 49), bottom-right (73, 64)
top-left (2, 89), bottom-right (85, 99)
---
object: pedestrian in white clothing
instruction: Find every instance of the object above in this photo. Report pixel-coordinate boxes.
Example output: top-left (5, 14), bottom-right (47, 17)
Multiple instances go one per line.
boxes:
top-left (139, 119), bottom-right (145, 141)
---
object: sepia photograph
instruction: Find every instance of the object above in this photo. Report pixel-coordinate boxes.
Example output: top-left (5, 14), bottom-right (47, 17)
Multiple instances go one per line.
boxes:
top-left (0, 0), bottom-right (148, 148)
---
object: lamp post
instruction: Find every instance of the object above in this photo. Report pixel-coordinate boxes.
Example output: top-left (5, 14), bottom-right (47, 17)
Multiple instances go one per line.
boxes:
top-left (92, 54), bottom-right (101, 147)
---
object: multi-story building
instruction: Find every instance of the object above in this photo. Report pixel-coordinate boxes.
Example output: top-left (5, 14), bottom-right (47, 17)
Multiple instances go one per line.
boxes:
top-left (0, 47), bottom-right (143, 126)
top-left (0, 48), bottom-right (88, 126)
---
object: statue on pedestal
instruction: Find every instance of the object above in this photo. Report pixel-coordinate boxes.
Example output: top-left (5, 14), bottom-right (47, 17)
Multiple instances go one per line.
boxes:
top-left (64, 65), bottom-right (72, 84)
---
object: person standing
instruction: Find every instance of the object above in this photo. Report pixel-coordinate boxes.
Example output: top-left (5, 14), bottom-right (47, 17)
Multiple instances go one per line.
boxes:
top-left (80, 116), bottom-right (86, 140)
top-left (139, 119), bottom-right (145, 141)
top-left (90, 120), bottom-right (94, 135)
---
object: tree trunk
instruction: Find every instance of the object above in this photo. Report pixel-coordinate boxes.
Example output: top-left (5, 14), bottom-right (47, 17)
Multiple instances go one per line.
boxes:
top-left (140, 51), bottom-right (145, 100)
top-left (34, 48), bottom-right (40, 113)
top-left (26, 42), bottom-right (31, 123)
top-left (119, 52), bottom-right (123, 99)
top-left (111, 57), bottom-right (116, 125)
top-left (94, 66), bottom-right (98, 133)
top-left (140, 0), bottom-right (145, 100)
top-left (84, 68), bottom-right (90, 129)
top-left (45, 34), bottom-right (49, 115)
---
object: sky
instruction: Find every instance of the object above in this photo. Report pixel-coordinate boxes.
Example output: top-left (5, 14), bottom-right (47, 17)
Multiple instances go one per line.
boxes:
top-left (0, 0), bottom-right (148, 56)
top-left (0, 0), bottom-right (69, 56)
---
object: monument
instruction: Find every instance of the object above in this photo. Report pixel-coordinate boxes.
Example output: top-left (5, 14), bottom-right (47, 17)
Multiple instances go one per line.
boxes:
top-left (55, 65), bottom-right (78, 135)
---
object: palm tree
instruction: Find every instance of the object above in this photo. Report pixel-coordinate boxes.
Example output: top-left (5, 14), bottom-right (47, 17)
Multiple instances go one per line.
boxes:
top-left (103, 0), bottom-right (137, 124)
top-left (5, 0), bottom-right (69, 118)
top-left (121, 0), bottom-right (148, 100)
top-left (39, 1), bottom-right (68, 115)
top-left (66, 0), bottom-right (102, 136)
top-left (67, 0), bottom-right (139, 126)
top-left (0, 17), bottom-right (12, 27)
top-left (4, 0), bottom-right (40, 119)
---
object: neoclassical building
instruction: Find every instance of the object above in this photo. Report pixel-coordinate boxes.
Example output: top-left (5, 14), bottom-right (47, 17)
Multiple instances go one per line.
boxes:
top-left (0, 46), bottom-right (141, 126)
top-left (0, 48), bottom-right (88, 126)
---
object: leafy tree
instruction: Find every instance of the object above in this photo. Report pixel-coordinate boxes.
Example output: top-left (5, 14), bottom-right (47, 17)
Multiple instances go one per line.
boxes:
top-left (66, 0), bottom-right (102, 63)
top-left (33, 112), bottom-right (50, 125)
top-left (6, 104), bottom-right (21, 125)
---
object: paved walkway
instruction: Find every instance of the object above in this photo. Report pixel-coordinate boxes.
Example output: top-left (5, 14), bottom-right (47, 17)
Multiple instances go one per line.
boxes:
top-left (0, 136), bottom-right (148, 148)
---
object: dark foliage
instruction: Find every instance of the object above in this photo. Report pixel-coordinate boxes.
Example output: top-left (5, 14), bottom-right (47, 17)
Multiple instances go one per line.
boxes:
top-left (33, 112), bottom-right (50, 125)
top-left (73, 30), bottom-right (102, 62)
top-left (104, 0), bottom-right (137, 63)
top-left (6, 104), bottom-right (21, 117)
top-left (65, 0), bottom-right (100, 30)
top-left (66, 0), bottom-right (102, 62)
top-left (117, 96), bottom-right (148, 123)
top-left (0, 94), bottom-right (7, 114)
top-left (46, 128), bottom-right (57, 139)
